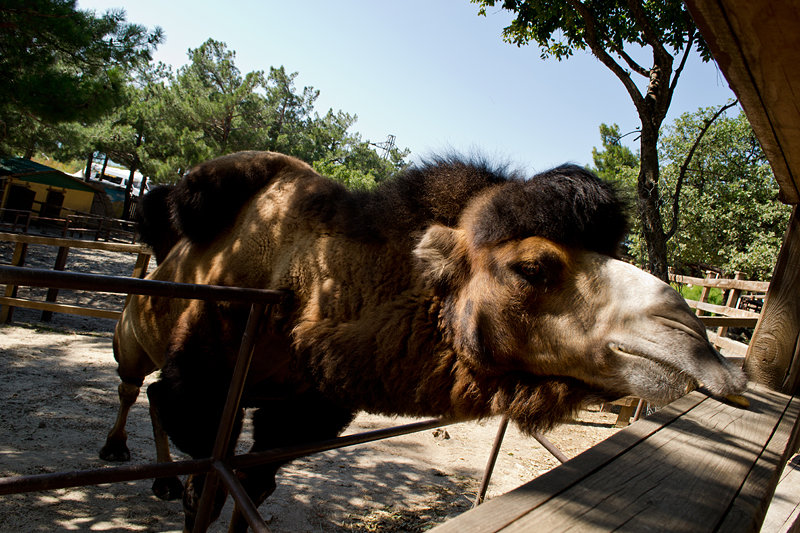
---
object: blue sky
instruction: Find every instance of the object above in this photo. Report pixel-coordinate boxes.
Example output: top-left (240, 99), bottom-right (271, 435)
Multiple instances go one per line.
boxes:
top-left (78, 0), bottom-right (736, 173)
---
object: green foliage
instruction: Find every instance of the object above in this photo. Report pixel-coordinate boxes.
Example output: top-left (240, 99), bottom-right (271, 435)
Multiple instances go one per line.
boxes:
top-left (139, 39), bottom-right (408, 186)
top-left (660, 107), bottom-right (790, 279)
top-left (52, 38), bottom-right (408, 195)
top-left (674, 283), bottom-right (723, 305)
top-left (0, 0), bottom-right (162, 155)
top-left (474, 0), bottom-right (709, 61)
top-left (591, 107), bottom-right (791, 280)
top-left (590, 123), bottom-right (638, 187)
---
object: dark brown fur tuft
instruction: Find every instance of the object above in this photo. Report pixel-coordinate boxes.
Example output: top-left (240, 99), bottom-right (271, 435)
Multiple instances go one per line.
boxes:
top-left (470, 164), bottom-right (628, 256)
top-left (170, 151), bottom-right (312, 243)
top-left (136, 185), bottom-right (180, 264)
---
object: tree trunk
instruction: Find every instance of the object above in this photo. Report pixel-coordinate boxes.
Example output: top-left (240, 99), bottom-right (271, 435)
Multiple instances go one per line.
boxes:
top-left (637, 123), bottom-right (670, 281)
top-left (84, 153), bottom-right (94, 181)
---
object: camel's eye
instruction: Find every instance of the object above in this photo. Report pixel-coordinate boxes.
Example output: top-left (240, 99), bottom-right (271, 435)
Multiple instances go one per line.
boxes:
top-left (512, 252), bottom-right (565, 288)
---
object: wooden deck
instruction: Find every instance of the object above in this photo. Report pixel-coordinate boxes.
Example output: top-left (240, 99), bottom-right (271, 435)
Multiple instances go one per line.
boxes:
top-left (432, 383), bottom-right (800, 532)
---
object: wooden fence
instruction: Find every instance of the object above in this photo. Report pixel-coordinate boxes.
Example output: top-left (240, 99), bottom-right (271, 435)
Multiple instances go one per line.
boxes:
top-left (669, 271), bottom-right (770, 361)
top-left (0, 208), bottom-right (138, 243)
top-left (0, 232), bottom-right (151, 323)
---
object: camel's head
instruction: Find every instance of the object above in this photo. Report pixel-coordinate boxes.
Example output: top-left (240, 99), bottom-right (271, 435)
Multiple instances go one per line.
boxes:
top-left (414, 165), bottom-right (746, 407)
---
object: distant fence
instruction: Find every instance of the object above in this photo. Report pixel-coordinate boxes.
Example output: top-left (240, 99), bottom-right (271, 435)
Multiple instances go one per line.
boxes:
top-left (0, 232), bottom-right (151, 323)
top-left (669, 271), bottom-right (769, 360)
top-left (0, 208), bottom-right (137, 243)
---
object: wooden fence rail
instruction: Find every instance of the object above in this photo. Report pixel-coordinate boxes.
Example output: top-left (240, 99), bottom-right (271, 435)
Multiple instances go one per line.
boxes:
top-left (669, 271), bottom-right (769, 359)
top-left (0, 232), bottom-right (151, 323)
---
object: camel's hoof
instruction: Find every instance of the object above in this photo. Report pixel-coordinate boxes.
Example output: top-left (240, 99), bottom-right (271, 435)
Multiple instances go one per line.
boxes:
top-left (99, 442), bottom-right (131, 462)
top-left (152, 476), bottom-right (184, 501)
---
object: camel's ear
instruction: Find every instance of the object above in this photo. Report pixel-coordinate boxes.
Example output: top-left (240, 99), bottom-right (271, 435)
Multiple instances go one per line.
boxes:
top-left (414, 225), bottom-right (470, 288)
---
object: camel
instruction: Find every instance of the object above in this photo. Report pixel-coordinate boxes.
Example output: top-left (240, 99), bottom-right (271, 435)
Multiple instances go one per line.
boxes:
top-left (102, 151), bottom-right (746, 531)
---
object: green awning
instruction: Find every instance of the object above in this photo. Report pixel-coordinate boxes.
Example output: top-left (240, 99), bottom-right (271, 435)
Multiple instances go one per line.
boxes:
top-left (0, 157), bottom-right (97, 193)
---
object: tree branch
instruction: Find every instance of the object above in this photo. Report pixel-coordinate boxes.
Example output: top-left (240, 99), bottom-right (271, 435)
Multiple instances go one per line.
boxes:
top-left (665, 99), bottom-right (739, 240)
top-left (614, 45), bottom-right (650, 77)
top-left (566, 0), bottom-right (644, 108)
top-left (669, 28), bottom-right (695, 94)
top-left (626, 0), bottom-right (671, 63)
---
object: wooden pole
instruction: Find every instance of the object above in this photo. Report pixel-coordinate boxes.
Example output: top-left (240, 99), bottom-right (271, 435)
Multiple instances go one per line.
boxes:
top-left (745, 207), bottom-right (800, 393)
top-left (717, 271), bottom-right (745, 339)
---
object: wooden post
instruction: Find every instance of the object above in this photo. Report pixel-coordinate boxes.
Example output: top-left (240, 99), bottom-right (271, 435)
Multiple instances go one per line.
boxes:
top-left (717, 271), bottom-right (745, 339)
top-left (41, 245), bottom-right (70, 321)
top-left (745, 207), bottom-right (800, 393)
top-left (696, 271), bottom-right (719, 317)
top-left (0, 242), bottom-right (27, 322)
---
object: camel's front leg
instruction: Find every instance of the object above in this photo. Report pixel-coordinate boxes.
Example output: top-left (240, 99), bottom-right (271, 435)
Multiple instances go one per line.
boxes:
top-left (99, 380), bottom-right (141, 461)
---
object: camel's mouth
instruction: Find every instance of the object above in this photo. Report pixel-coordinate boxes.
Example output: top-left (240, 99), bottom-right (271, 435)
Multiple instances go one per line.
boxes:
top-left (605, 340), bottom-right (748, 408)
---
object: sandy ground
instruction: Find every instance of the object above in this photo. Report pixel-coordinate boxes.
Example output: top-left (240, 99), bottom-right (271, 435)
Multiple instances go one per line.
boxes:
top-left (0, 242), bottom-right (622, 532)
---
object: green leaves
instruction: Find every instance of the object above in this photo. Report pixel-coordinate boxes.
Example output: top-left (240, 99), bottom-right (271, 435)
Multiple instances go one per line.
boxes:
top-left (0, 0), bottom-right (162, 158)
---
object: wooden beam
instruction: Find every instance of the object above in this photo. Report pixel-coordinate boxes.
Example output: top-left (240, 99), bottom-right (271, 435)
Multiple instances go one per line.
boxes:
top-left (685, 299), bottom-right (761, 319)
top-left (698, 316), bottom-right (759, 328)
top-left (746, 207), bottom-right (800, 393)
top-left (670, 273), bottom-right (770, 293)
top-left (0, 297), bottom-right (121, 320)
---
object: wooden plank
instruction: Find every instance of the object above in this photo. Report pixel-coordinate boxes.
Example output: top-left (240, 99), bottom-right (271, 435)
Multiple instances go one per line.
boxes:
top-left (0, 231), bottom-right (148, 254)
top-left (762, 454), bottom-right (800, 532)
top-left (746, 207), bottom-right (800, 392)
top-left (707, 332), bottom-right (749, 357)
top-left (431, 386), bottom-right (796, 533)
top-left (718, 272), bottom-right (745, 337)
top-left (0, 296), bottom-right (121, 320)
top-left (699, 316), bottom-right (759, 328)
top-left (41, 245), bottom-right (70, 321)
top-left (670, 273), bottom-right (770, 293)
top-left (717, 393), bottom-right (800, 532)
top-left (430, 393), bottom-right (706, 533)
top-left (685, 299), bottom-right (761, 319)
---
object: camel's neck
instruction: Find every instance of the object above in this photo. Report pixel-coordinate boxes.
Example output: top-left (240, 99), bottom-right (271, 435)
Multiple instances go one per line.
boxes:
top-left (291, 277), bottom-right (595, 434)
top-left (292, 290), bottom-right (466, 416)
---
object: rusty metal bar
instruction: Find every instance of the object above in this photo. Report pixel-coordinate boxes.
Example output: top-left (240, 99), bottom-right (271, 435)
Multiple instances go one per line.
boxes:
top-left (533, 430), bottom-right (569, 464)
top-left (193, 302), bottom-right (266, 533)
top-left (0, 265), bottom-right (288, 304)
top-left (474, 416), bottom-right (509, 507)
top-left (214, 461), bottom-right (270, 533)
top-left (0, 457), bottom-right (212, 496)
top-left (230, 418), bottom-right (453, 471)
top-left (0, 418), bottom-right (454, 497)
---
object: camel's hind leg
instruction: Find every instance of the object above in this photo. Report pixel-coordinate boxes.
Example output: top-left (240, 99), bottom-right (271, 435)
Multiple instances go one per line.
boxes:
top-left (100, 324), bottom-right (183, 500)
top-left (226, 393), bottom-right (355, 533)
top-left (148, 386), bottom-right (185, 501)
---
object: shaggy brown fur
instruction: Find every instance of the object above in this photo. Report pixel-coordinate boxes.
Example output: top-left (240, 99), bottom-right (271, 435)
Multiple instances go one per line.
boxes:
top-left (108, 151), bottom-right (745, 530)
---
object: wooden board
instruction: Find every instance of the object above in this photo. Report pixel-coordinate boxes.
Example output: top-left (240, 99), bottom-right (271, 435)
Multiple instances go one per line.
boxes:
top-left (685, 299), bottom-right (761, 319)
top-left (698, 316), bottom-right (759, 328)
top-left (431, 384), bottom-right (800, 533)
top-left (0, 297), bottom-right (120, 320)
top-left (670, 274), bottom-right (770, 293)
top-left (762, 454), bottom-right (800, 532)
top-left (0, 232), bottom-right (148, 253)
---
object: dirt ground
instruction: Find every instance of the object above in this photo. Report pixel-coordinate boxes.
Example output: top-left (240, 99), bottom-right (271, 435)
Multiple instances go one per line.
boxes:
top-left (0, 242), bottom-right (622, 532)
